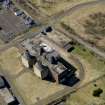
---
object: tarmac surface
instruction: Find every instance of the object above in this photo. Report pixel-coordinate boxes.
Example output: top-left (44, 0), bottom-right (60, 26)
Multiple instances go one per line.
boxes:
top-left (0, 9), bottom-right (28, 42)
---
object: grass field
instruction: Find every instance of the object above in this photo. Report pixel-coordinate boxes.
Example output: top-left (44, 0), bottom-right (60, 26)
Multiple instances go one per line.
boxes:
top-left (66, 75), bottom-right (105, 105)
top-left (29, 0), bottom-right (95, 16)
top-left (71, 44), bottom-right (105, 85)
top-left (61, 2), bottom-right (105, 50)
top-left (66, 44), bottom-right (105, 105)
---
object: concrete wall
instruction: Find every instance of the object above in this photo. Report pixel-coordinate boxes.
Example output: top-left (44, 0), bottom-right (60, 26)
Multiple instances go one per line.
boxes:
top-left (21, 56), bottom-right (30, 68)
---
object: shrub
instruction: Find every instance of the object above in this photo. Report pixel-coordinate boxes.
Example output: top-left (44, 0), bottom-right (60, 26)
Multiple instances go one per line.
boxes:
top-left (93, 88), bottom-right (103, 97)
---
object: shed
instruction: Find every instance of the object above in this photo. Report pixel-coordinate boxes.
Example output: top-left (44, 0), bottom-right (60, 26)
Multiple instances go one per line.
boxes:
top-left (63, 42), bottom-right (74, 52)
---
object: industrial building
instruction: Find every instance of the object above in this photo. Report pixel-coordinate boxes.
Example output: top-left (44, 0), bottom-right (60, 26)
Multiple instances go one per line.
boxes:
top-left (21, 38), bottom-right (76, 84)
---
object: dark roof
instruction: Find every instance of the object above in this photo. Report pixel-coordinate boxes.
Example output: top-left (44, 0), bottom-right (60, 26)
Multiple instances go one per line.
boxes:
top-left (63, 42), bottom-right (73, 50)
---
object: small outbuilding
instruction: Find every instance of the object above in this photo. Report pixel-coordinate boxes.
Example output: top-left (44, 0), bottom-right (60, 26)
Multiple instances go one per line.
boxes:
top-left (63, 42), bottom-right (74, 52)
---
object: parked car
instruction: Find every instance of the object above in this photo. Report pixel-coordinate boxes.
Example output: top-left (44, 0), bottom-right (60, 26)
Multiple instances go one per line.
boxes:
top-left (14, 10), bottom-right (23, 16)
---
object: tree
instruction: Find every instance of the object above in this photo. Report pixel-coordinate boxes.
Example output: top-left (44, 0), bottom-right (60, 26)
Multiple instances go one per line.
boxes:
top-left (93, 88), bottom-right (103, 97)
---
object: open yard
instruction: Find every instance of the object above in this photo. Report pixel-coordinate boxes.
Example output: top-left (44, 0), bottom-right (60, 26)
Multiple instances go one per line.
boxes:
top-left (65, 43), bottom-right (105, 105)
top-left (28, 0), bottom-right (95, 16)
top-left (66, 75), bottom-right (105, 105)
top-left (71, 44), bottom-right (105, 85)
top-left (60, 1), bottom-right (105, 51)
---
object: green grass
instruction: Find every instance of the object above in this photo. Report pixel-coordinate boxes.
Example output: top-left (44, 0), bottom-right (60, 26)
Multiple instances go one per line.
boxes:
top-left (72, 44), bottom-right (105, 71)
top-left (66, 75), bottom-right (105, 105)
top-left (67, 45), bottom-right (105, 105)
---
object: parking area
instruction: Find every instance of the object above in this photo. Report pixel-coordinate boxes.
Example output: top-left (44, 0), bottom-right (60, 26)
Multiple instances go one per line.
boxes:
top-left (0, 9), bottom-right (28, 43)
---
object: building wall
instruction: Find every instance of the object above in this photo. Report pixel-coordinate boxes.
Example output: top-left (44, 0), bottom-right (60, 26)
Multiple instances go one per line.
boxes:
top-left (21, 56), bottom-right (30, 68)
top-left (33, 64), bottom-right (49, 79)
top-left (33, 65), bottom-right (42, 78)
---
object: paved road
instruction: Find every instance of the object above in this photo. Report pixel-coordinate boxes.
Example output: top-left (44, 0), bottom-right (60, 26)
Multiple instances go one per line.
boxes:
top-left (57, 27), bottom-right (105, 59)
top-left (0, 0), bottom-right (105, 53)
top-left (49, 0), bottom-right (105, 24)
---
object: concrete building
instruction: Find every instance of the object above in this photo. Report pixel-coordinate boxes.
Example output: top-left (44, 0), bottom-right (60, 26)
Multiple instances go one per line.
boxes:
top-left (33, 61), bottom-right (49, 79)
top-left (21, 38), bottom-right (76, 84)
top-left (50, 61), bottom-right (75, 83)
top-left (21, 50), bottom-right (36, 68)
